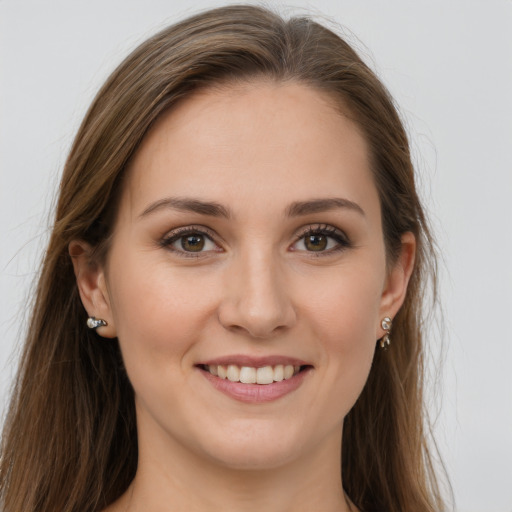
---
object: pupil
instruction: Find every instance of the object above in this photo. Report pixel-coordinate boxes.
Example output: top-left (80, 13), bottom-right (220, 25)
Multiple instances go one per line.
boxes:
top-left (306, 234), bottom-right (327, 251)
top-left (182, 234), bottom-right (205, 251)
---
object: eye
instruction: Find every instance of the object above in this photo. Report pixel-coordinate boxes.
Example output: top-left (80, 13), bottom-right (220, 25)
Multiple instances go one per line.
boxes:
top-left (160, 227), bottom-right (221, 256)
top-left (291, 225), bottom-right (350, 254)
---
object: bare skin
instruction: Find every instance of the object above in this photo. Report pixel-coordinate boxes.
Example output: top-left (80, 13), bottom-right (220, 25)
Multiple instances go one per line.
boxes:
top-left (71, 81), bottom-right (415, 512)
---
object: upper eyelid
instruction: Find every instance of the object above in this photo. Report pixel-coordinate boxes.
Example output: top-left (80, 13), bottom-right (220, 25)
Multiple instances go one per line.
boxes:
top-left (292, 224), bottom-right (348, 241)
top-left (162, 223), bottom-right (345, 238)
top-left (162, 225), bottom-right (218, 240)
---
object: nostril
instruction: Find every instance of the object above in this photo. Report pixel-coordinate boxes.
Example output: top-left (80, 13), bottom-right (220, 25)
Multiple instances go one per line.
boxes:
top-left (216, 278), bottom-right (297, 339)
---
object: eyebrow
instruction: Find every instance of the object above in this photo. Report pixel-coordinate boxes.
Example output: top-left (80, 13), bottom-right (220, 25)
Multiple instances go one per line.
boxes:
top-left (139, 197), bottom-right (231, 219)
top-left (285, 197), bottom-right (365, 217)
top-left (139, 196), bottom-right (365, 219)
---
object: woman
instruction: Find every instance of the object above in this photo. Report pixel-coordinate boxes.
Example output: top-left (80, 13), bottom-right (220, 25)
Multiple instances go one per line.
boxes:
top-left (0, 5), bottom-right (446, 511)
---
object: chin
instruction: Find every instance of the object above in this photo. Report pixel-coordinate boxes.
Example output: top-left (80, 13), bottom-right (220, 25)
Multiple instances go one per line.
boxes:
top-left (208, 446), bottom-right (299, 471)
top-left (197, 421), bottom-right (306, 471)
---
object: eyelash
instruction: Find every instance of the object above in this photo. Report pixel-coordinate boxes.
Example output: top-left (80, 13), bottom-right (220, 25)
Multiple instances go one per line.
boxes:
top-left (159, 224), bottom-right (351, 258)
top-left (293, 224), bottom-right (351, 255)
top-left (159, 225), bottom-right (220, 258)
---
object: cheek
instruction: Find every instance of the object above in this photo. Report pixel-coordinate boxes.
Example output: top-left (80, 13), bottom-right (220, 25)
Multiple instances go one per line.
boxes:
top-left (305, 263), bottom-right (383, 347)
top-left (299, 261), bottom-right (384, 408)
top-left (106, 254), bottom-right (219, 374)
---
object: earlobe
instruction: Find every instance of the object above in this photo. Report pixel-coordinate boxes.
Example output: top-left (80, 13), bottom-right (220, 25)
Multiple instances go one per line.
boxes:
top-left (378, 232), bottom-right (416, 337)
top-left (68, 240), bottom-right (117, 338)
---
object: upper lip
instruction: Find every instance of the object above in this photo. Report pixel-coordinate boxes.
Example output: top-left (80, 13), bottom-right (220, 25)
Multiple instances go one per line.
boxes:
top-left (197, 355), bottom-right (311, 368)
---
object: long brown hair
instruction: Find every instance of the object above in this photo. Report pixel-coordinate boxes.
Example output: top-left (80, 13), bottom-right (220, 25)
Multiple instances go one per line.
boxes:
top-left (0, 5), bottom-right (446, 511)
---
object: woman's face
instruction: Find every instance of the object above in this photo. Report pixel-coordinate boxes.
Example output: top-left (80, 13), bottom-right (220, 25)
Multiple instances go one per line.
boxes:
top-left (89, 82), bottom-right (412, 470)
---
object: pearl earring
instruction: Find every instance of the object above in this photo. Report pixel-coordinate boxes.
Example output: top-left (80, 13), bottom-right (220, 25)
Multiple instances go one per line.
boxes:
top-left (379, 316), bottom-right (392, 349)
top-left (86, 317), bottom-right (108, 329)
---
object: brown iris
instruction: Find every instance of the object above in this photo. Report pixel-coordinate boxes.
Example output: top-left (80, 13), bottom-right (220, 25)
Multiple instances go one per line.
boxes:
top-left (181, 234), bottom-right (205, 252)
top-left (305, 234), bottom-right (328, 251)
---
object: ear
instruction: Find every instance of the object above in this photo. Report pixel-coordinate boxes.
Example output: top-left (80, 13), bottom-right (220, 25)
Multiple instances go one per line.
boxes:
top-left (377, 232), bottom-right (416, 338)
top-left (69, 240), bottom-right (117, 338)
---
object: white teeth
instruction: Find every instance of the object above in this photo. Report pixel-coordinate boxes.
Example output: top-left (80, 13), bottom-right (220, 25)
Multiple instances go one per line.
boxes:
top-left (206, 363), bottom-right (303, 384)
top-left (239, 366), bottom-right (257, 383)
top-left (227, 365), bottom-right (240, 382)
top-left (273, 364), bottom-right (284, 381)
top-left (256, 366), bottom-right (274, 385)
top-left (283, 365), bottom-right (294, 380)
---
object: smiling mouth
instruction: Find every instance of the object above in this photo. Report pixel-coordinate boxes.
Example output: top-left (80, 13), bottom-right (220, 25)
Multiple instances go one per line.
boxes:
top-left (198, 364), bottom-right (310, 385)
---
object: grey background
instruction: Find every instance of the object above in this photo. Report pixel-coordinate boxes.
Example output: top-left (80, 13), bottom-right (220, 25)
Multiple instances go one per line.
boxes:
top-left (1, 1), bottom-right (511, 510)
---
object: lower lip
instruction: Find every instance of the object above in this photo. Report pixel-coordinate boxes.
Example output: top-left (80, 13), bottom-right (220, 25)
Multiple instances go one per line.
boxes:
top-left (199, 367), bottom-right (311, 403)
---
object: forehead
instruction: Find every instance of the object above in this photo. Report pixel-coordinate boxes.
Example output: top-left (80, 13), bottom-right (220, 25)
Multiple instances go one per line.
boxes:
top-left (122, 81), bottom-right (379, 220)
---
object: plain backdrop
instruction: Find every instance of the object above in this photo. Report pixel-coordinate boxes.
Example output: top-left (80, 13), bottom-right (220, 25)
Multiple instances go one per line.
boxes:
top-left (1, 1), bottom-right (511, 511)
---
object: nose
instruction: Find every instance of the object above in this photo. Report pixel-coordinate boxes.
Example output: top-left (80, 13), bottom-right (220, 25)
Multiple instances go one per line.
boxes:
top-left (217, 251), bottom-right (297, 339)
